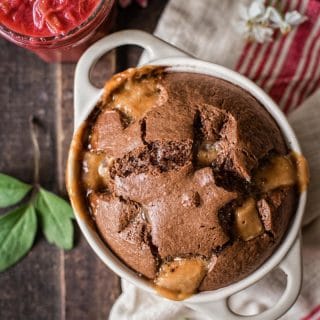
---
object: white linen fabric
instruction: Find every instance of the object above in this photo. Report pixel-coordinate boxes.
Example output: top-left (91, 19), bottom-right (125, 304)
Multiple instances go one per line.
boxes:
top-left (110, 1), bottom-right (320, 319)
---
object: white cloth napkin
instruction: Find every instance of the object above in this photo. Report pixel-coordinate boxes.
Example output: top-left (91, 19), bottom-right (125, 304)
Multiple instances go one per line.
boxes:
top-left (110, 1), bottom-right (320, 319)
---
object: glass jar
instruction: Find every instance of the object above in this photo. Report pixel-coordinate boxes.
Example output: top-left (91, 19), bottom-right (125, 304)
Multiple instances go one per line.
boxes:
top-left (0, 0), bottom-right (116, 63)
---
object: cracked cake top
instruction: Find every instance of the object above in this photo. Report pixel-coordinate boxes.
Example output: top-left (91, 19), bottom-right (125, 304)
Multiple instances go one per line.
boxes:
top-left (70, 66), bottom-right (307, 301)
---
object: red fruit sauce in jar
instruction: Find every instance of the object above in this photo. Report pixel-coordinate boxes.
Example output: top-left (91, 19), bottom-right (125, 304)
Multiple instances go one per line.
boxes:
top-left (0, 0), bottom-right (115, 62)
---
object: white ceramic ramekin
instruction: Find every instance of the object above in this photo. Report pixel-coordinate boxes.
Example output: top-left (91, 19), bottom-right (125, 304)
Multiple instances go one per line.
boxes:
top-left (67, 30), bottom-right (307, 320)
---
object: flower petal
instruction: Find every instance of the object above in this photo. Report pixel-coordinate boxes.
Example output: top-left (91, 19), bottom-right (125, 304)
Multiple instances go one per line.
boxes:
top-left (285, 10), bottom-right (308, 26)
top-left (248, 0), bottom-right (266, 19)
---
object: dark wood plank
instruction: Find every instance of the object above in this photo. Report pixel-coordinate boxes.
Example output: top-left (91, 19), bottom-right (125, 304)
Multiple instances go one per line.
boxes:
top-left (0, 40), bottom-right (62, 320)
top-left (64, 232), bottom-right (121, 320)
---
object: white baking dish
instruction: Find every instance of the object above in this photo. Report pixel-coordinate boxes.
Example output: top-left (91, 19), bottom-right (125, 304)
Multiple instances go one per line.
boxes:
top-left (67, 30), bottom-right (307, 320)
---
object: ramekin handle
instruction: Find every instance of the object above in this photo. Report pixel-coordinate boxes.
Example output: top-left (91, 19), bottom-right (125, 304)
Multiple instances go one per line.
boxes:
top-left (74, 29), bottom-right (189, 128)
top-left (184, 236), bottom-right (302, 320)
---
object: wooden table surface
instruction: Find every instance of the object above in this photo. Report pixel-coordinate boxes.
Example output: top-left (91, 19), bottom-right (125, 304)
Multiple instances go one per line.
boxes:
top-left (0, 2), bottom-right (168, 319)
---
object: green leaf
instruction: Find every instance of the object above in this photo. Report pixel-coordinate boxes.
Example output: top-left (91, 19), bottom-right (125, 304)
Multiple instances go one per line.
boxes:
top-left (0, 173), bottom-right (32, 208)
top-left (0, 204), bottom-right (37, 272)
top-left (35, 188), bottom-right (74, 250)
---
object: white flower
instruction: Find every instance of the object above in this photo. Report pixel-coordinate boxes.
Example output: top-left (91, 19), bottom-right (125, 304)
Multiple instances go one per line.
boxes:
top-left (285, 10), bottom-right (308, 25)
top-left (238, 1), bottom-right (272, 43)
top-left (281, 10), bottom-right (308, 33)
top-left (268, 8), bottom-right (308, 34)
top-left (238, 0), bottom-right (308, 43)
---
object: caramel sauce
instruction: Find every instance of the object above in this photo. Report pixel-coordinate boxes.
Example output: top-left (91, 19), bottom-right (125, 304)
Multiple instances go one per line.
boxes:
top-left (154, 258), bottom-right (207, 301)
top-left (235, 198), bottom-right (264, 241)
top-left (112, 77), bottom-right (160, 121)
top-left (82, 151), bottom-right (108, 190)
top-left (197, 141), bottom-right (218, 166)
top-left (66, 122), bottom-right (95, 226)
top-left (255, 155), bottom-right (296, 192)
top-left (155, 285), bottom-right (193, 301)
top-left (290, 152), bottom-right (309, 192)
top-left (101, 66), bottom-right (166, 122)
top-left (254, 153), bottom-right (309, 193)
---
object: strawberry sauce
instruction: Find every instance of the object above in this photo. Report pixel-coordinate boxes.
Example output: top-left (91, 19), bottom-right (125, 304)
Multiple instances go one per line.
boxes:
top-left (0, 0), bottom-right (100, 37)
top-left (0, 0), bottom-right (115, 62)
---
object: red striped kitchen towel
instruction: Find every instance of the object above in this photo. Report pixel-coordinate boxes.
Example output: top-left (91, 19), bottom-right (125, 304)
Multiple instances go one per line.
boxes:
top-left (110, 1), bottom-right (320, 319)
top-left (236, 0), bottom-right (320, 114)
top-left (302, 305), bottom-right (320, 320)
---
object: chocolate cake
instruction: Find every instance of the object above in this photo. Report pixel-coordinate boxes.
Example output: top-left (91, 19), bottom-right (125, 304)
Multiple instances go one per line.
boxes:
top-left (74, 66), bottom-right (306, 300)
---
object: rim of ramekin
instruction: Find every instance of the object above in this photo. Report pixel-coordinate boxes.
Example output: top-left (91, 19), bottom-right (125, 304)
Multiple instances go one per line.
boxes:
top-left (67, 57), bottom-right (306, 303)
